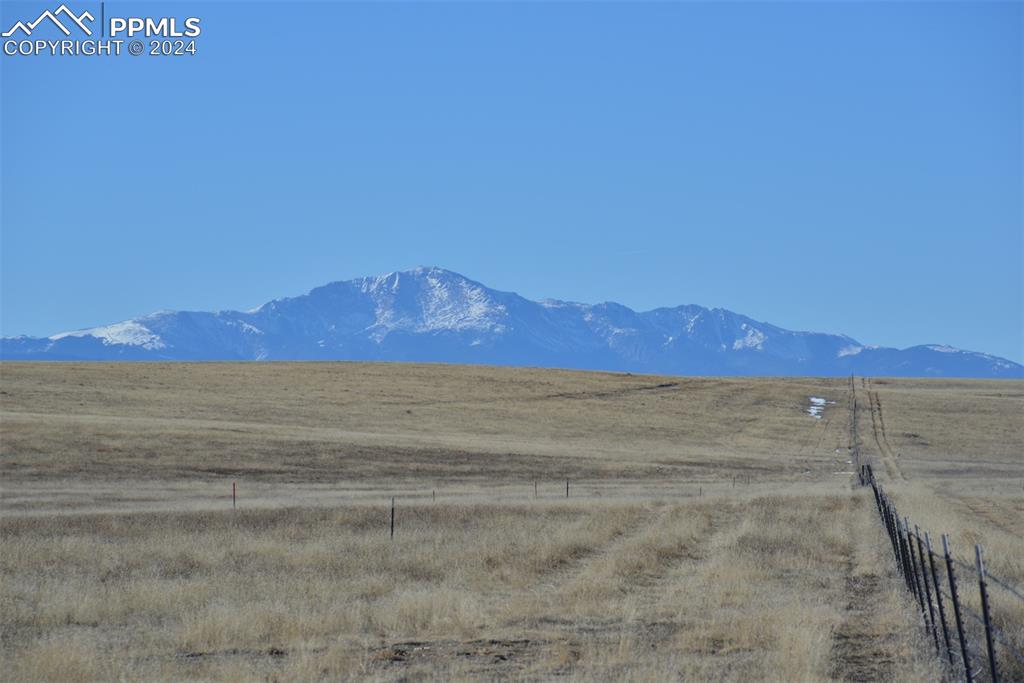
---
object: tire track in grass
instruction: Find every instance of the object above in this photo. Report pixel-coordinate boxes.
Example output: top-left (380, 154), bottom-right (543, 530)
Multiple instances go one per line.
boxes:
top-left (489, 505), bottom-right (659, 623)
top-left (534, 504), bottom-right (675, 601)
top-left (829, 495), bottom-right (901, 682)
top-left (610, 501), bottom-right (753, 666)
top-left (531, 506), bottom-right (657, 596)
top-left (395, 381), bottom-right (682, 409)
top-left (495, 504), bottom-right (683, 637)
top-left (870, 389), bottom-right (897, 459)
top-left (829, 569), bottom-right (898, 681)
top-left (587, 501), bottom-right (740, 666)
top-left (352, 506), bottom-right (662, 679)
top-left (875, 391), bottom-right (908, 481)
top-left (533, 501), bottom-right (735, 646)
top-left (628, 502), bottom-right (730, 614)
top-left (872, 389), bottom-right (897, 481)
top-left (865, 380), bottom-right (905, 481)
top-left (954, 495), bottom-right (1019, 537)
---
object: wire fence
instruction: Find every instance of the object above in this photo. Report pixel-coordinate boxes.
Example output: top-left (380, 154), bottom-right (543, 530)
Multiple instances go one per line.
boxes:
top-left (859, 463), bottom-right (1024, 682)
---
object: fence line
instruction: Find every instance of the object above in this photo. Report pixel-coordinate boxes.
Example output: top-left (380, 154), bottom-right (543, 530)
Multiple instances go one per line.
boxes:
top-left (859, 463), bottom-right (1023, 682)
top-left (946, 558), bottom-right (1024, 604)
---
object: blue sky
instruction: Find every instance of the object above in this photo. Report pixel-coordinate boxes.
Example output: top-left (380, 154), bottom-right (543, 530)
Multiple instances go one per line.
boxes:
top-left (2, 1), bottom-right (1021, 362)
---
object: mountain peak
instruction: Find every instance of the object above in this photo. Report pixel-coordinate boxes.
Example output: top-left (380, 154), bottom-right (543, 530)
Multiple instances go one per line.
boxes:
top-left (2, 269), bottom-right (1020, 378)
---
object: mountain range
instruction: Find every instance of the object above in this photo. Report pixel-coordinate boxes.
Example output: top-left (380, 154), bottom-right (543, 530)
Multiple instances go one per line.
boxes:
top-left (2, 267), bottom-right (1020, 377)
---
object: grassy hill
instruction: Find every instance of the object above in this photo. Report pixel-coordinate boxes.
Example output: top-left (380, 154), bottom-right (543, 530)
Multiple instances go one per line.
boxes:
top-left (1, 363), bottom-right (1020, 681)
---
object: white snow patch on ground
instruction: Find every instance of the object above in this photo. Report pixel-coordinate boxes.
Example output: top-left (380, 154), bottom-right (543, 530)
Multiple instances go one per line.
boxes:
top-left (50, 321), bottom-right (166, 350)
top-left (838, 345), bottom-right (863, 357)
top-left (806, 396), bottom-right (836, 419)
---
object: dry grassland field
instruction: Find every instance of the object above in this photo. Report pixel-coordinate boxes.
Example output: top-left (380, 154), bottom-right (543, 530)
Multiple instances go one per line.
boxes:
top-left (1, 362), bottom-right (1022, 682)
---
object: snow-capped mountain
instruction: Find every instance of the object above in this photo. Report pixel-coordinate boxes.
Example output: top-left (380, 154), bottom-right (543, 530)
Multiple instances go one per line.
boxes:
top-left (2, 267), bottom-right (1021, 377)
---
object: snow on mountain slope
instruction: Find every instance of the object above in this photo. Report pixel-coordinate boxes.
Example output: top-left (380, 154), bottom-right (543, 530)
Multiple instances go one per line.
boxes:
top-left (49, 320), bottom-right (166, 350)
top-left (2, 266), bottom-right (1021, 378)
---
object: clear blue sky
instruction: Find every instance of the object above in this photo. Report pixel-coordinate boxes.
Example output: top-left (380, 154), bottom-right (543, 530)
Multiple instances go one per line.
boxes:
top-left (2, 1), bottom-right (1021, 361)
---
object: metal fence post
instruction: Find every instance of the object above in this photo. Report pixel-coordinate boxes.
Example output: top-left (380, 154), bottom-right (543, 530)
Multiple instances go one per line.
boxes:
top-left (888, 508), bottom-right (901, 568)
top-left (885, 502), bottom-right (900, 570)
top-left (926, 532), bottom-right (955, 670)
top-left (904, 517), bottom-right (926, 611)
top-left (885, 499), bottom-right (902, 570)
top-left (896, 510), bottom-right (911, 584)
top-left (900, 513), bottom-right (915, 591)
top-left (894, 506), bottom-right (913, 590)
top-left (975, 545), bottom-right (999, 683)
top-left (915, 525), bottom-right (940, 653)
top-left (943, 534), bottom-right (972, 683)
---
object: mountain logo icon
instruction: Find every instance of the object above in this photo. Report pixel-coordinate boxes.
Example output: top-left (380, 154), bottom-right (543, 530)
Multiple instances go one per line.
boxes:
top-left (2, 4), bottom-right (94, 37)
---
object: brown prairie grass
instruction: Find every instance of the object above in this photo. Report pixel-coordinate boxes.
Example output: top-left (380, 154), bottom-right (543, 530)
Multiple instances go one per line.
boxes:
top-left (0, 362), bottom-right (854, 484)
top-left (1, 495), bottom-right (939, 682)
top-left (1, 362), bottom-right (1021, 681)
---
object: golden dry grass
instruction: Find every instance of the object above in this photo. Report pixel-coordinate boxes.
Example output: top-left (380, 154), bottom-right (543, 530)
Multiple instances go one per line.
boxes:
top-left (0, 362), bottom-right (1020, 681)
top-left (0, 495), bottom-right (940, 681)
top-left (0, 363), bottom-right (852, 485)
